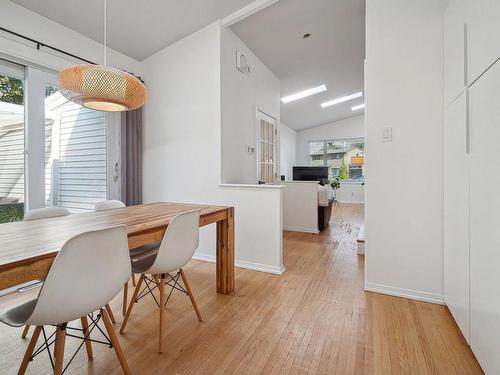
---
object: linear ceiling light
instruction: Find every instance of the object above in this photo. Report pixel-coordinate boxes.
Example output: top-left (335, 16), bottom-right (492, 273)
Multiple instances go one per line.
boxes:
top-left (351, 104), bottom-right (365, 111)
top-left (321, 92), bottom-right (363, 108)
top-left (281, 84), bottom-right (327, 104)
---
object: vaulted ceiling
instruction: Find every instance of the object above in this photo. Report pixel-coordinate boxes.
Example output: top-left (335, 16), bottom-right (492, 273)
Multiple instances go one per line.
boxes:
top-left (231, 0), bottom-right (365, 130)
top-left (11, 0), bottom-right (255, 61)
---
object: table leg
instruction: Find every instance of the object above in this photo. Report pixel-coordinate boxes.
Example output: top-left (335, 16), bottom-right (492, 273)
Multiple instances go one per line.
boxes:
top-left (216, 207), bottom-right (234, 294)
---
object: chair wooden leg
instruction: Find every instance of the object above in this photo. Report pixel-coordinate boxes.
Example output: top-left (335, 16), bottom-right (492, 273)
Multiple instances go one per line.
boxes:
top-left (80, 316), bottom-right (93, 359)
top-left (105, 303), bottom-right (116, 324)
top-left (122, 282), bottom-right (128, 316)
top-left (179, 269), bottom-right (203, 321)
top-left (101, 308), bottom-right (131, 375)
top-left (18, 325), bottom-right (41, 374)
top-left (21, 324), bottom-right (30, 338)
top-left (120, 274), bottom-right (145, 334)
top-left (54, 324), bottom-right (67, 375)
top-left (131, 273), bottom-right (136, 286)
top-left (159, 273), bottom-right (166, 353)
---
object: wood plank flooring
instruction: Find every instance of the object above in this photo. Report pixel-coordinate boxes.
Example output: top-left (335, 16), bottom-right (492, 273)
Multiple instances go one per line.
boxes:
top-left (0, 204), bottom-right (483, 374)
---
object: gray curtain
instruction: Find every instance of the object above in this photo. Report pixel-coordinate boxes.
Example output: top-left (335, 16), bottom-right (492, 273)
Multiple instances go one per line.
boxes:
top-left (120, 107), bottom-right (143, 205)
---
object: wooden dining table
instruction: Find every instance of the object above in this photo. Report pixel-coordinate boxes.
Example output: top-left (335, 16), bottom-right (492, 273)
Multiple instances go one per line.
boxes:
top-left (0, 202), bottom-right (235, 294)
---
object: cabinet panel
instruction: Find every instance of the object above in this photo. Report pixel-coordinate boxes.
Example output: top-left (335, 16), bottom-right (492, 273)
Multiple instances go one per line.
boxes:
top-left (466, 0), bottom-right (500, 84)
top-left (469, 60), bottom-right (500, 375)
top-left (444, 0), bottom-right (466, 105)
top-left (444, 92), bottom-right (469, 343)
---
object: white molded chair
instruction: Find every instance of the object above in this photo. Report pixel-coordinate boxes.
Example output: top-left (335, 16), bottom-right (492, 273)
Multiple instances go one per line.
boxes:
top-left (120, 209), bottom-right (203, 353)
top-left (21, 207), bottom-right (116, 338)
top-left (94, 199), bottom-right (126, 211)
top-left (94, 200), bottom-right (160, 316)
top-left (24, 207), bottom-right (70, 221)
top-left (0, 226), bottom-right (132, 375)
top-left (22, 206), bottom-right (95, 339)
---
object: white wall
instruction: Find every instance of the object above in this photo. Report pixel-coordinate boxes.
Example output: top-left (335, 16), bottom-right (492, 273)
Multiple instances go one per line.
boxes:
top-left (364, 0), bottom-right (446, 303)
top-left (142, 22), bottom-right (284, 274)
top-left (279, 123), bottom-right (296, 180)
top-left (142, 22), bottom-right (222, 204)
top-left (295, 115), bottom-right (365, 203)
top-left (0, 1), bottom-right (141, 74)
top-left (199, 184), bottom-right (284, 274)
top-left (220, 28), bottom-right (280, 184)
top-left (281, 181), bottom-right (319, 233)
top-left (336, 182), bottom-right (364, 204)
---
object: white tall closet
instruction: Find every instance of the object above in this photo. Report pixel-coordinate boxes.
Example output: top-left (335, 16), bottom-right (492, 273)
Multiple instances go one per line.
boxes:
top-left (444, 1), bottom-right (500, 374)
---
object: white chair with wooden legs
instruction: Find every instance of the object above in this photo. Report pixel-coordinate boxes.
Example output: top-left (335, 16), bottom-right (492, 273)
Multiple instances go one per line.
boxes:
top-left (94, 200), bottom-right (160, 316)
top-left (120, 209), bottom-right (203, 353)
top-left (23, 207), bottom-right (71, 339)
top-left (0, 226), bottom-right (132, 375)
top-left (21, 207), bottom-right (117, 339)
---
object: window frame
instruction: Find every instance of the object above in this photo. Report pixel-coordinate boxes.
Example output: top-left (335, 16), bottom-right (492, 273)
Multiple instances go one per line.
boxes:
top-left (0, 58), bottom-right (121, 214)
top-left (307, 137), bottom-right (365, 182)
top-left (0, 60), bottom-right (26, 215)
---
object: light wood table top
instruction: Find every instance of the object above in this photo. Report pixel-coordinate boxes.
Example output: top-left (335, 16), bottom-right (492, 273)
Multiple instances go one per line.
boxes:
top-left (0, 202), bottom-right (235, 294)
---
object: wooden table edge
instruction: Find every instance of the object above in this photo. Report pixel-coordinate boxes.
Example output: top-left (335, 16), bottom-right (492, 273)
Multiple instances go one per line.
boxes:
top-left (0, 205), bottom-right (235, 294)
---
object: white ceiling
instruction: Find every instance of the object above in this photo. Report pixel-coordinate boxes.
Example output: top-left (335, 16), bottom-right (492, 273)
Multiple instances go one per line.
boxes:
top-left (231, 0), bottom-right (365, 130)
top-left (11, 0), bottom-right (255, 61)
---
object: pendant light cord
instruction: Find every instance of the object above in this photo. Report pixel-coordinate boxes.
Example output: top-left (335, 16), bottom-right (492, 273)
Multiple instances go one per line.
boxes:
top-left (103, 0), bottom-right (107, 66)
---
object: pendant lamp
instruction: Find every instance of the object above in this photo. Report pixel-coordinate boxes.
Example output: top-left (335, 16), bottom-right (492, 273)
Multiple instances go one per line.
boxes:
top-left (57, 0), bottom-right (146, 112)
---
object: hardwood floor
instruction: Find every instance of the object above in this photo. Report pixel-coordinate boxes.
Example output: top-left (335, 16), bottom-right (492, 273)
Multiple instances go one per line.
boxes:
top-left (0, 204), bottom-right (483, 374)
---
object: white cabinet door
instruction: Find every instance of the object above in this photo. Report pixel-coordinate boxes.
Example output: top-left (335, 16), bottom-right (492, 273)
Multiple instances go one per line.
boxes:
top-left (444, 91), bottom-right (469, 343)
top-left (444, 0), bottom-right (466, 105)
top-left (469, 59), bottom-right (500, 375)
top-left (466, 0), bottom-right (500, 85)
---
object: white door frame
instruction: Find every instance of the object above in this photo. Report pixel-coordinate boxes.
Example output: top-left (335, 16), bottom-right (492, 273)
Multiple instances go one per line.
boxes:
top-left (106, 112), bottom-right (121, 201)
top-left (25, 67), bottom-right (57, 210)
top-left (255, 109), bottom-right (277, 183)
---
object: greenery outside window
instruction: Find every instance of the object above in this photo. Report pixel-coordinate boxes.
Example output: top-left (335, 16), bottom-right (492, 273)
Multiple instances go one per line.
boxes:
top-left (308, 138), bottom-right (365, 181)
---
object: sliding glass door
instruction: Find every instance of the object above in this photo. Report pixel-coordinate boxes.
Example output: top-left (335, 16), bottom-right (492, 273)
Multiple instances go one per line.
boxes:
top-left (0, 59), bottom-right (120, 222)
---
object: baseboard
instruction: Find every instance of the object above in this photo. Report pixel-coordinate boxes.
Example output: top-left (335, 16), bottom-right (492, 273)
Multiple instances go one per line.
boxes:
top-left (283, 225), bottom-right (319, 234)
top-left (192, 253), bottom-right (285, 275)
top-left (364, 282), bottom-right (444, 305)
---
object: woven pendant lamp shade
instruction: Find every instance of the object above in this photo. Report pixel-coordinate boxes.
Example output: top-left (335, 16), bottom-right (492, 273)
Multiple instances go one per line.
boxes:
top-left (57, 64), bottom-right (147, 112)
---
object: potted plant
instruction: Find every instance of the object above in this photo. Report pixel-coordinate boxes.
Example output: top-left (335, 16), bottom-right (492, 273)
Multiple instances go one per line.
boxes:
top-left (319, 177), bottom-right (340, 206)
